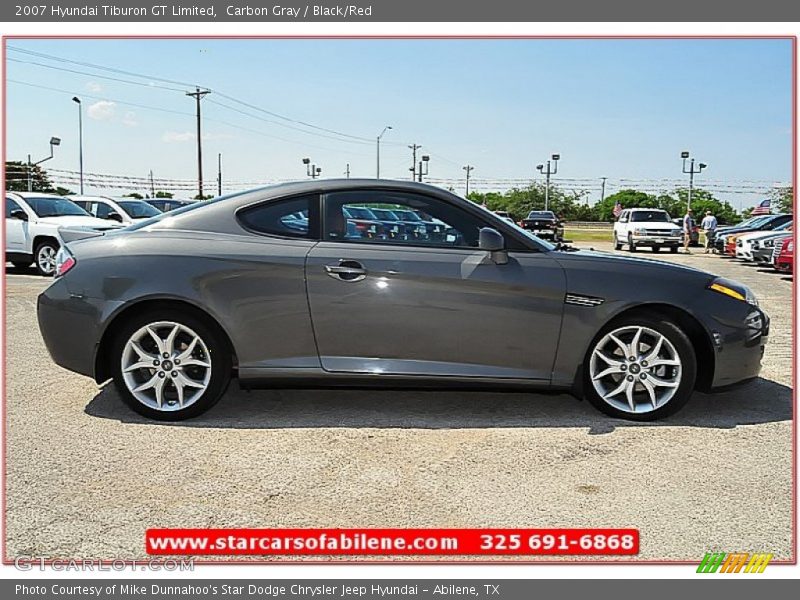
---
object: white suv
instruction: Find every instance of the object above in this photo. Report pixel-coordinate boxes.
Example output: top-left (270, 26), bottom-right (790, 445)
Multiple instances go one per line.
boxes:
top-left (70, 195), bottom-right (162, 225)
top-left (613, 208), bottom-right (682, 253)
top-left (5, 192), bottom-right (117, 275)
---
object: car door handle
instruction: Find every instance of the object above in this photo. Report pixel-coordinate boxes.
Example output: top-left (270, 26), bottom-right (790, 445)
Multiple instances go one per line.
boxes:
top-left (324, 260), bottom-right (367, 282)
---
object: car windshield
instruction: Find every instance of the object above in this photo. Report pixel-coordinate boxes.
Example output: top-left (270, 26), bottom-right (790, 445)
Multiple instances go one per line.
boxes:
top-left (118, 200), bottom-right (162, 218)
top-left (630, 210), bottom-right (670, 223)
top-left (528, 211), bottom-right (555, 219)
top-left (371, 209), bottom-right (399, 220)
top-left (25, 196), bottom-right (91, 218)
top-left (394, 210), bottom-right (422, 222)
top-left (344, 206), bottom-right (378, 219)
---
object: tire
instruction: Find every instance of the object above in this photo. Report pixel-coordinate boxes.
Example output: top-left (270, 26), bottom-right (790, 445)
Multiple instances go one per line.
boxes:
top-left (583, 314), bottom-right (697, 421)
top-left (627, 234), bottom-right (636, 252)
top-left (34, 239), bottom-right (59, 276)
top-left (669, 246), bottom-right (678, 254)
top-left (651, 246), bottom-right (660, 253)
top-left (111, 309), bottom-right (232, 421)
top-left (613, 234), bottom-right (622, 251)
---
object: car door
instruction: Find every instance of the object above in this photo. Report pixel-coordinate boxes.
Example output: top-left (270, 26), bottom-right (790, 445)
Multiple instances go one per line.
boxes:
top-left (305, 190), bottom-right (567, 380)
top-left (5, 197), bottom-right (29, 252)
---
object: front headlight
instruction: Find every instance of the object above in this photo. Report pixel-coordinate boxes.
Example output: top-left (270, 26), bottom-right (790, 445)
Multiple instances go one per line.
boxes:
top-left (633, 227), bottom-right (647, 235)
top-left (708, 277), bottom-right (758, 306)
top-left (671, 228), bottom-right (682, 237)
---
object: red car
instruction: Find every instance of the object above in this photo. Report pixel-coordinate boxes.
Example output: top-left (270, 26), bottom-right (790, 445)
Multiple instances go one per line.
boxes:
top-left (775, 237), bottom-right (793, 273)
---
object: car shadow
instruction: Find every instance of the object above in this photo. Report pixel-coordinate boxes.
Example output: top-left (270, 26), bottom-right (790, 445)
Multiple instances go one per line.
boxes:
top-left (5, 264), bottom-right (39, 276)
top-left (84, 376), bottom-right (792, 434)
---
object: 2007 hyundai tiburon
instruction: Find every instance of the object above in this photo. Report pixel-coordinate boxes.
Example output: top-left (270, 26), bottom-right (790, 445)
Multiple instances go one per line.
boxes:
top-left (37, 180), bottom-right (769, 421)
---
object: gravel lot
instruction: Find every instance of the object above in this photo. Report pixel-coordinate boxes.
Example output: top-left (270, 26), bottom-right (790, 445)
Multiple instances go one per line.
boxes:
top-left (4, 242), bottom-right (793, 562)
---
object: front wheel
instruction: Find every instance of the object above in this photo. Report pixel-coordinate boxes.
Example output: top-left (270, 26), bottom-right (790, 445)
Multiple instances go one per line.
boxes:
top-left (34, 240), bottom-right (59, 276)
top-left (627, 234), bottom-right (637, 252)
top-left (111, 310), bottom-right (232, 420)
top-left (651, 246), bottom-right (661, 253)
top-left (670, 246), bottom-right (679, 254)
top-left (584, 315), bottom-right (697, 421)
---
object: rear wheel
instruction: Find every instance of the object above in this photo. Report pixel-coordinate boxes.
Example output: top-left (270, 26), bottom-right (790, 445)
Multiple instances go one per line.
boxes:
top-left (34, 240), bottom-right (59, 276)
top-left (670, 246), bottom-right (679, 254)
top-left (627, 234), bottom-right (637, 252)
top-left (613, 234), bottom-right (622, 251)
top-left (111, 310), bottom-right (232, 420)
top-left (584, 315), bottom-right (696, 421)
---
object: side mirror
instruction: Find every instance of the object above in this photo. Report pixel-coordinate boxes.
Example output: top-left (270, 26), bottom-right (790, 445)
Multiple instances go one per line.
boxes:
top-left (107, 212), bottom-right (123, 223)
top-left (9, 209), bottom-right (28, 221)
top-left (479, 227), bottom-right (508, 265)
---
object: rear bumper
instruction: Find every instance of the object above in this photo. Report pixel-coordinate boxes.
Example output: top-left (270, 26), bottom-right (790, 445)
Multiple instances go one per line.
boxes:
top-left (37, 277), bottom-right (119, 380)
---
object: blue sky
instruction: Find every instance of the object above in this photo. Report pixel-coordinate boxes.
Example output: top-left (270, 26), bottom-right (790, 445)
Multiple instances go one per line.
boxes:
top-left (4, 38), bottom-right (793, 208)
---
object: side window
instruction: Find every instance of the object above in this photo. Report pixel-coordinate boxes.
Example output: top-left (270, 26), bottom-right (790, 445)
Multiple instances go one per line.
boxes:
top-left (323, 191), bottom-right (489, 249)
top-left (5, 198), bottom-right (22, 218)
top-left (237, 194), bottom-right (316, 239)
top-left (619, 210), bottom-right (628, 223)
top-left (95, 203), bottom-right (114, 219)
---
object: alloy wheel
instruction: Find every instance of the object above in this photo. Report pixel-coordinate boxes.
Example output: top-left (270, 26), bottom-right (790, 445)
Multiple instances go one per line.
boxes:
top-left (589, 325), bottom-right (682, 414)
top-left (120, 321), bottom-right (212, 411)
top-left (37, 244), bottom-right (57, 275)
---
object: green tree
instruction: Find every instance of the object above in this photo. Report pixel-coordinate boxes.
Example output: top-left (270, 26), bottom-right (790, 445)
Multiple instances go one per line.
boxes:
top-left (671, 188), bottom-right (739, 224)
top-left (123, 192), bottom-right (144, 199)
top-left (594, 189), bottom-right (657, 221)
top-left (155, 191), bottom-right (174, 198)
top-left (4, 160), bottom-right (56, 193)
top-left (769, 185), bottom-right (793, 214)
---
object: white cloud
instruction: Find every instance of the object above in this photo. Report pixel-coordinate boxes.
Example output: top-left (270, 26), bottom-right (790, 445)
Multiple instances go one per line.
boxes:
top-left (162, 130), bottom-right (233, 143)
top-left (87, 100), bottom-right (116, 121)
top-left (122, 111), bottom-right (138, 127)
top-left (85, 81), bottom-right (103, 93)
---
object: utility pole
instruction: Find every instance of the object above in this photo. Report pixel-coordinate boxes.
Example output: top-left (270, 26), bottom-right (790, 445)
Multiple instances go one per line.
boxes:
top-left (681, 151), bottom-right (707, 212)
top-left (463, 165), bottom-right (474, 197)
top-left (344, 163), bottom-right (351, 178)
top-left (217, 153), bottom-right (222, 196)
top-left (408, 144), bottom-right (421, 181)
top-left (71, 97), bottom-right (84, 194)
top-left (536, 154), bottom-right (560, 212)
top-left (600, 177), bottom-right (607, 204)
top-left (149, 169), bottom-right (155, 198)
top-left (186, 87), bottom-right (211, 198)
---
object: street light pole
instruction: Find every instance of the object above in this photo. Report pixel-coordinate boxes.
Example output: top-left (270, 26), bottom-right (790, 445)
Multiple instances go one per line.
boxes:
top-left (376, 126), bottom-right (392, 178)
top-left (417, 155), bottom-right (430, 183)
top-left (71, 97), bottom-right (83, 194)
top-left (600, 177), bottom-right (607, 204)
top-left (27, 137), bottom-right (61, 192)
top-left (681, 151), bottom-right (707, 212)
top-left (463, 164), bottom-right (474, 197)
top-left (536, 153), bottom-right (560, 211)
top-left (302, 157), bottom-right (321, 179)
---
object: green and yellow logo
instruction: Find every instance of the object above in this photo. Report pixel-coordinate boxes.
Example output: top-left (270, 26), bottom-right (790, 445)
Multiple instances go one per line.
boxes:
top-left (697, 552), bottom-right (773, 573)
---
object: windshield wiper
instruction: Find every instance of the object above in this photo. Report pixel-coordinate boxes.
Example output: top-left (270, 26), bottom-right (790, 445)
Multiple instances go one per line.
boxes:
top-left (553, 241), bottom-right (580, 252)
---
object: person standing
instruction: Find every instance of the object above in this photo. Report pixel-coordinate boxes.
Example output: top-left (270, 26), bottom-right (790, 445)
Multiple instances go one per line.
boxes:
top-left (700, 210), bottom-right (718, 254)
top-left (682, 208), bottom-right (695, 254)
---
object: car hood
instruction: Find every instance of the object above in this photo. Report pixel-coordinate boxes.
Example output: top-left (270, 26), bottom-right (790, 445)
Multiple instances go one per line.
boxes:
top-left (37, 215), bottom-right (120, 229)
top-left (551, 248), bottom-right (713, 280)
top-left (628, 222), bottom-right (677, 229)
top-left (740, 229), bottom-right (789, 242)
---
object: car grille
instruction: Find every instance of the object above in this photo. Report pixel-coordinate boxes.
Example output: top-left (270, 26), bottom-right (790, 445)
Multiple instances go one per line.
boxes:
top-left (772, 242), bottom-right (784, 263)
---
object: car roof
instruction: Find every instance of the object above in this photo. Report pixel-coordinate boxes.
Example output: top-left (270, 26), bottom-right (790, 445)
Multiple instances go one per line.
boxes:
top-left (9, 191), bottom-right (68, 199)
top-left (628, 207), bottom-right (667, 211)
top-left (69, 195), bottom-right (116, 202)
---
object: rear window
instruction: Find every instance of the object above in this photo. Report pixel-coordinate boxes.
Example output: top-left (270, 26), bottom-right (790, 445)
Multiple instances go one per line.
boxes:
top-left (237, 195), bottom-right (315, 238)
top-left (527, 211), bottom-right (555, 219)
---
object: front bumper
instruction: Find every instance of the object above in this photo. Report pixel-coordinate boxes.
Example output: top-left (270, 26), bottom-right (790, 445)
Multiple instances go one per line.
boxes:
top-left (707, 305), bottom-right (769, 389)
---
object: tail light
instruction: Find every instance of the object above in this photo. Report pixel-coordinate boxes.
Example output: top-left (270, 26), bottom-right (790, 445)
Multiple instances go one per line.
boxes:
top-left (55, 247), bottom-right (76, 278)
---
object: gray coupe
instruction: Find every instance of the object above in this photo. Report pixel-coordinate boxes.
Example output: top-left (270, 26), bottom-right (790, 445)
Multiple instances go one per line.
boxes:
top-left (37, 180), bottom-right (768, 421)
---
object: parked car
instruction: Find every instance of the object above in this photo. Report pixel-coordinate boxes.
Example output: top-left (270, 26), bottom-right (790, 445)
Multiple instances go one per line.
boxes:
top-left (713, 214), bottom-right (792, 252)
top-left (735, 222), bottom-right (792, 260)
top-left (494, 210), bottom-right (516, 225)
top-left (38, 179), bottom-right (768, 423)
top-left (520, 210), bottom-right (564, 241)
top-left (614, 208), bottom-right (682, 252)
top-left (145, 198), bottom-right (196, 212)
top-left (342, 205), bottom-right (384, 239)
top-left (774, 237), bottom-right (793, 273)
top-left (70, 195), bottom-right (162, 225)
top-left (752, 232), bottom-right (792, 264)
top-left (671, 218), bottom-right (700, 246)
top-left (5, 192), bottom-right (119, 275)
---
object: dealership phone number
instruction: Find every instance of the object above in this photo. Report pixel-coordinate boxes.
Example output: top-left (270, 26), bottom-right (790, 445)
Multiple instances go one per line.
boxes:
top-left (479, 532), bottom-right (637, 553)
